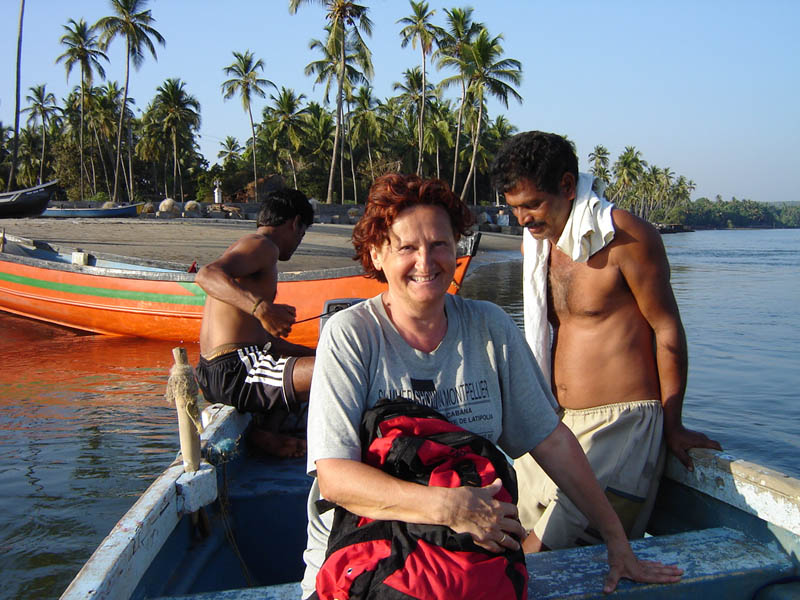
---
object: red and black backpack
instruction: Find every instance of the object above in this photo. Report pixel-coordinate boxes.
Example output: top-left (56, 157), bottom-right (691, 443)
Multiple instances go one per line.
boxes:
top-left (315, 399), bottom-right (528, 600)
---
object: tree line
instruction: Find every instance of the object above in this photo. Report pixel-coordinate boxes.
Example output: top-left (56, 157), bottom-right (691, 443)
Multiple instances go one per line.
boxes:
top-left (1, 0), bottom-right (795, 229)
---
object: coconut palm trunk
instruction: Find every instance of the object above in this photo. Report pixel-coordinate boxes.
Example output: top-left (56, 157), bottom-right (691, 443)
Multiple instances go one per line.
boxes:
top-left (248, 106), bottom-right (258, 202)
top-left (79, 74), bottom-right (85, 199)
top-left (326, 44), bottom-right (345, 204)
top-left (7, 0), bottom-right (25, 192)
top-left (451, 82), bottom-right (466, 189)
top-left (111, 36), bottom-right (132, 203)
top-left (127, 123), bottom-right (134, 201)
top-left (92, 124), bottom-right (112, 197)
top-left (339, 100), bottom-right (346, 203)
top-left (289, 154), bottom-right (298, 188)
top-left (417, 46), bottom-right (427, 176)
top-left (460, 102), bottom-right (483, 203)
top-left (367, 139), bottom-right (375, 181)
top-left (171, 131), bottom-right (179, 200)
top-left (347, 103), bottom-right (357, 203)
top-left (38, 121), bottom-right (46, 184)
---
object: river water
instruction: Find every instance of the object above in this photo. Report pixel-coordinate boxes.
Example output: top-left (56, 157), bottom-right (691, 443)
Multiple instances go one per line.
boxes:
top-left (0, 228), bottom-right (798, 599)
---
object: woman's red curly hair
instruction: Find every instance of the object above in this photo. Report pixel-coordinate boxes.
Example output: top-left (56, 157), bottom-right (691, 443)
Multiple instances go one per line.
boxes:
top-left (352, 174), bottom-right (474, 282)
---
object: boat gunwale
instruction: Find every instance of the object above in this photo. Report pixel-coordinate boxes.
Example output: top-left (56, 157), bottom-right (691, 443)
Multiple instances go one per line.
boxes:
top-left (664, 448), bottom-right (800, 538)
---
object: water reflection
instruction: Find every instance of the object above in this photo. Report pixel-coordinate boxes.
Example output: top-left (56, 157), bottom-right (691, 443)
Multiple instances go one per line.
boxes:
top-left (0, 313), bottom-right (188, 599)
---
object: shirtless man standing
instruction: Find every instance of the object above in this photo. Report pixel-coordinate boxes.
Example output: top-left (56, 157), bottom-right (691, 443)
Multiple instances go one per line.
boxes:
top-left (195, 188), bottom-right (315, 457)
top-left (490, 131), bottom-right (721, 551)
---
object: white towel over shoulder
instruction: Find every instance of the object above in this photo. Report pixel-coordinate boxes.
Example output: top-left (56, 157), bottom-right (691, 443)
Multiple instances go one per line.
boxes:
top-left (522, 173), bottom-right (615, 379)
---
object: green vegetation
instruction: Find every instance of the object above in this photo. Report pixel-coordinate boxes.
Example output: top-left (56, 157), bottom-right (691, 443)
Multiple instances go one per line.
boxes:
top-left (0, 0), bottom-right (795, 228)
top-left (587, 144), bottom-right (798, 229)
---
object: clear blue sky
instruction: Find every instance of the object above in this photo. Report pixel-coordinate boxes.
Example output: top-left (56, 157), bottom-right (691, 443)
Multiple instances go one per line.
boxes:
top-left (2, 0), bottom-right (798, 203)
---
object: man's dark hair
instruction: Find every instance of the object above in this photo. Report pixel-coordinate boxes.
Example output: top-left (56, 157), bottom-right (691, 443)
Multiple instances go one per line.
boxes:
top-left (490, 131), bottom-right (578, 195)
top-left (256, 188), bottom-right (314, 228)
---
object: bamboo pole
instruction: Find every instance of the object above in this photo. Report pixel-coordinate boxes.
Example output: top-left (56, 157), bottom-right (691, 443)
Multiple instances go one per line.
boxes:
top-left (166, 347), bottom-right (202, 472)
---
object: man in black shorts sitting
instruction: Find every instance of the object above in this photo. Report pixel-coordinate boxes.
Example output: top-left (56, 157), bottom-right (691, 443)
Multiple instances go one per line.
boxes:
top-left (195, 189), bottom-right (315, 457)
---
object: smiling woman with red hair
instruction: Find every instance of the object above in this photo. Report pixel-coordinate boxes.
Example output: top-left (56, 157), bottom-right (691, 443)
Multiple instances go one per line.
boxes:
top-left (300, 174), bottom-right (682, 599)
top-left (351, 174), bottom-right (473, 282)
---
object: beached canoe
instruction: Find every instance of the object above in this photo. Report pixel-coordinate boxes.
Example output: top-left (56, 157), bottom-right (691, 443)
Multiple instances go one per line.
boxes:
top-left (0, 181), bottom-right (58, 218)
top-left (0, 232), bottom-right (480, 346)
top-left (60, 401), bottom-right (800, 600)
top-left (42, 202), bottom-right (144, 218)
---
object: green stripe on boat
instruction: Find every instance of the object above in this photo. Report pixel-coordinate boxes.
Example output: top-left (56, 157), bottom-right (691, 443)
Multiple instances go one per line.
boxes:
top-left (0, 272), bottom-right (206, 306)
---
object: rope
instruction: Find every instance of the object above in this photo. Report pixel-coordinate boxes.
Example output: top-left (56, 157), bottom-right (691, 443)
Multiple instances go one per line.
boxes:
top-left (293, 308), bottom-right (336, 324)
top-left (217, 460), bottom-right (254, 587)
top-left (165, 363), bottom-right (204, 433)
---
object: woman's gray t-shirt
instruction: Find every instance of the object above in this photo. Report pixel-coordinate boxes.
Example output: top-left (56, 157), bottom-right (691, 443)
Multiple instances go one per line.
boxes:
top-left (300, 293), bottom-right (559, 597)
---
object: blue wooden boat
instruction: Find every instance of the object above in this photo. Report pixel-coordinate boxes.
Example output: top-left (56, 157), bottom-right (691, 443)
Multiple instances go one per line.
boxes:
top-left (59, 398), bottom-right (800, 599)
top-left (42, 202), bottom-right (143, 218)
top-left (0, 181), bottom-right (58, 218)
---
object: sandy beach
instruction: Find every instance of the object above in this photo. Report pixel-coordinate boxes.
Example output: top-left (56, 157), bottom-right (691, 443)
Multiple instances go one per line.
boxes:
top-left (0, 217), bottom-right (522, 272)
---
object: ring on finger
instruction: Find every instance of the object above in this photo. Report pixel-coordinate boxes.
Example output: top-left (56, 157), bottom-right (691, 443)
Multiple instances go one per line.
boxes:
top-left (499, 533), bottom-right (507, 544)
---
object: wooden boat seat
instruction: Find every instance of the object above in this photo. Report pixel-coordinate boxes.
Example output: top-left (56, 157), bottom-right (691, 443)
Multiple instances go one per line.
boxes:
top-left (156, 526), bottom-right (795, 599)
top-left (524, 527), bottom-right (794, 599)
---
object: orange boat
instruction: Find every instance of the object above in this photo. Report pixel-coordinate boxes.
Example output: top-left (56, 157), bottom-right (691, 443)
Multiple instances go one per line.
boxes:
top-left (0, 232), bottom-right (480, 347)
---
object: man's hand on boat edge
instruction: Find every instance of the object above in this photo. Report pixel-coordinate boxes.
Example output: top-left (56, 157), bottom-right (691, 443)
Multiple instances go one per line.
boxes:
top-left (666, 424), bottom-right (723, 471)
top-left (603, 541), bottom-right (684, 593)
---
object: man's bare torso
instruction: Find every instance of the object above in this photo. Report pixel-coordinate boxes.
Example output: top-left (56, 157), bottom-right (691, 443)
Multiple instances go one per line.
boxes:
top-left (199, 239), bottom-right (279, 355)
top-left (548, 219), bottom-right (660, 410)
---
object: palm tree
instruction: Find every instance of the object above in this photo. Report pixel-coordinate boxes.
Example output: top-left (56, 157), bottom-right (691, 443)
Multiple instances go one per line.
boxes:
top-left (300, 102), bottom-right (336, 199)
top-left (305, 26), bottom-right (371, 203)
top-left (0, 121), bottom-right (11, 160)
top-left (57, 18), bottom-right (108, 201)
top-left (423, 97), bottom-right (454, 180)
top-left (611, 145), bottom-right (647, 207)
top-left (22, 84), bottom-right (59, 184)
top-left (588, 145), bottom-right (609, 178)
top-left (436, 7), bottom-right (482, 190)
top-left (593, 165), bottom-right (611, 185)
top-left (289, 0), bottom-right (373, 204)
top-left (152, 78), bottom-right (200, 202)
top-left (348, 85), bottom-right (381, 181)
top-left (380, 95), bottom-right (420, 174)
top-left (217, 136), bottom-right (243, 168)
top-left (7, 0), bottom-right (25, 191)
top-left (459, 29), bottom-right (522, 202)
top-left (0, 122), bottom-right (11, 188)
top-left (135, 103), bottom-right (167, 197)
top-left (263, 87), bottom-right (308, 188)
top-left (397, 0), bottom-right (441, 175)
top-left (392, 67), bottom-right (435, 170)
top-left (87, 82), bottom-right (123, 196)
top-left (95, 0), bottom-right (165, 203)
top-left (16, 126), bottom-right (41, 188)
top-left (221, 50), bottom-right (275, 202)
top-left (484, 114), bottom-right (517, 204)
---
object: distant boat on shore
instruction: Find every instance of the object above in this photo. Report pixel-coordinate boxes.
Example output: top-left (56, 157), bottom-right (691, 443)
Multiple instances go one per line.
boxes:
top-left (0, 181), bottom-right (58, 218)
top-left (42, 202), bottom-right (144, 218)
top-left (655, 223), bottom-right (695, 234)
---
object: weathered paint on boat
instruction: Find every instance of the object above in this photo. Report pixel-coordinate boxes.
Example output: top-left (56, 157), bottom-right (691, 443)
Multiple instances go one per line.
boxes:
top-left (60, 404), bottom-right (800, 600)
top-left (42, 203), bottom-right (144, 218)
top-left (0, 232), bottom-right (479, 346)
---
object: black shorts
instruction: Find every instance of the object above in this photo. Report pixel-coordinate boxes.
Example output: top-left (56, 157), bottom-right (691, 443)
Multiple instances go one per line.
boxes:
top-left (196, 345), bottom-right (298, 414)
